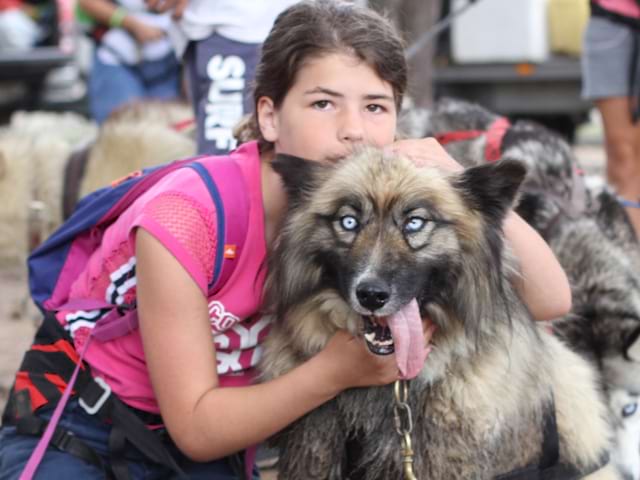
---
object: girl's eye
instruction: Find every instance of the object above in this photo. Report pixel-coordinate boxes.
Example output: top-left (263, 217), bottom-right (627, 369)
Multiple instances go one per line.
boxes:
top-left (622, 402), bottom-right (638, 418)
top-left (340, 215), bottom-right (359, 231)
top-left (366, 104), bottom-right (385, 113)
top-left (313, 100), bottom-right (332, 110)
top-left (404, 217), bottom-right (426, 233)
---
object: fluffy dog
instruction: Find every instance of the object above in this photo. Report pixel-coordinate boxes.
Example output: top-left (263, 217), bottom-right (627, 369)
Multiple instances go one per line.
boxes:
top-left (260, 148), bottom-right (615, 479)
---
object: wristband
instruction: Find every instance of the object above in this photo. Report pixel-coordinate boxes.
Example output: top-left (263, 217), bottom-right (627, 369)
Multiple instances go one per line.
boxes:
top-left (109, 7), bottom-right (127, 28)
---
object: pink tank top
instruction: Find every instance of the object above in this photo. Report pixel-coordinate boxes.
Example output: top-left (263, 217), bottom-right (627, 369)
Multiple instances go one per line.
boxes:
top-left (55, 141), bottom-right (270, 413)
top-left (594, 0), bottom-right (640, 19)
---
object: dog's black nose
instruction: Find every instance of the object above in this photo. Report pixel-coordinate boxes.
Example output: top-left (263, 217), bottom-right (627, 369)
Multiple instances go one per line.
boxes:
top-left (356, 281), bottom-right (390, 311)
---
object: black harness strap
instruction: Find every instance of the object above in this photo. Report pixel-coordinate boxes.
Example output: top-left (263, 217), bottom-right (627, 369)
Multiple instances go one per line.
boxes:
top-left (15, 415), bottom-right (105, 471)
top-left (76, 378), bottom-right (188, 480)
top-left (495, 401), bottom-right (608, 480)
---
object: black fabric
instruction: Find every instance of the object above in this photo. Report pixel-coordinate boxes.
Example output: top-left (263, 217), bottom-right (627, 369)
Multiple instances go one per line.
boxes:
top-left (538, 404), bottom-right (559, 470)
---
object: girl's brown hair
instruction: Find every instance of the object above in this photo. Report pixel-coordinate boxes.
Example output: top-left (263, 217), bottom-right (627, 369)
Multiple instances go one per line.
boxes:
top-left (234, 0), bottom-right (408, 149)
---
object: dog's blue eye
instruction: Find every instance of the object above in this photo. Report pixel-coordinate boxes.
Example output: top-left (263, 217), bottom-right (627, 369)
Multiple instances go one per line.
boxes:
top-left (622, 402), bottom-right (638, 418)
top-left (404, 217), bottom-right (426, 233)
top-left (340, 215), bottom-right (359, 231)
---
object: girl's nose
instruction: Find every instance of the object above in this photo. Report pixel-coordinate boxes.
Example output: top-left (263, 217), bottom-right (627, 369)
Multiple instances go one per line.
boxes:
top-left (338, 108), bottom-right (365, 143)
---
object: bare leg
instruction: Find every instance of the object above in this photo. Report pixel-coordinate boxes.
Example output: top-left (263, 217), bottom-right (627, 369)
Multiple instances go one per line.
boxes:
top-left (596, 97), bottom-right (640, 238)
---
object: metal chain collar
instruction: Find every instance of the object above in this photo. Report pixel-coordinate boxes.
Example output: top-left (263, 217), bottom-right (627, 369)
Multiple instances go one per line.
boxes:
top-left (393, 379), bottom-right (418, 480)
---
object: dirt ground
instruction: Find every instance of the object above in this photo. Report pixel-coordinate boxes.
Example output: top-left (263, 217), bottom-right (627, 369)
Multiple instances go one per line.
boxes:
top-left (0, 137), bottom-right (605, 480)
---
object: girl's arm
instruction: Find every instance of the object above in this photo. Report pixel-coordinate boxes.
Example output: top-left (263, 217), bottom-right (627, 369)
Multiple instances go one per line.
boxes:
top-left (78, 0), bottom-right (165, 43)
top-left (135, 228), bottom-right (401, 461)
top-left (386, 138), bottom-right (572, 321)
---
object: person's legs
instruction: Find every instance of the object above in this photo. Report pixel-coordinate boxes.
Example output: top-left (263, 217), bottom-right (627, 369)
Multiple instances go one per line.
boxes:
top-left (597, 96), bottom-right (640, 236)
top-left (186, 33), bottom-right (261, 155)
top-left (139, 53), bottom-right (181, 102)
top-left (88, 54), bottom-right (145, 124)
top-left (0, 398), bottom-right (254, 480)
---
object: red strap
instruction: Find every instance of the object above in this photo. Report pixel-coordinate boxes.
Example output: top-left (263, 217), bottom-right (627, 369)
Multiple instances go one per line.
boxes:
top-left (171, 118), bottom-right (196, 132)
top-left (484, 117), bottom-right (511, 162)
top-left (434, 130), bottom-right (484, 145)
top-left (434, 116), bottom-right (511, 163)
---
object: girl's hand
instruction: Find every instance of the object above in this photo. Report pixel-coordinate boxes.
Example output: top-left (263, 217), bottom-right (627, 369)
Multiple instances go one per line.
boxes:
top-left (385, 138), bottom-right (463, 172)
top-left (129, 18), bottom-right (166, 43)
top-left (317, 320), bottom-right (436, 391)
top-left (145, 0), bottom-right (188, 19)
top-left (319, 330), bottom-right (399, 389)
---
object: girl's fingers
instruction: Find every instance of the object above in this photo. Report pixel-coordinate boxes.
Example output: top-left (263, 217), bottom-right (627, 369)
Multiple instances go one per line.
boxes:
top-left (386, 138), bottom-right (463, 172)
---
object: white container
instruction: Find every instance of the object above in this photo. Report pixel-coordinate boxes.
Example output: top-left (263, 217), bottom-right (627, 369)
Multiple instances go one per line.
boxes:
top-left (451, 0), bottom-right (550, 63)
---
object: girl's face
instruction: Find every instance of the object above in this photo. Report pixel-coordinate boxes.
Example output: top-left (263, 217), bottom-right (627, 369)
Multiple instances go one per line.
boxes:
top-left (258, 53), bottom-right (397, 162)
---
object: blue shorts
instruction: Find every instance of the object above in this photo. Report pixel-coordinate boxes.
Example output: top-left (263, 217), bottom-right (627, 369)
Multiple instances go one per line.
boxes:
top-left (88, 52), bottom-right (181, 124)
top-left (582, 16), bottom-right (637, 100)
top-left (0, 400), bottom-right (256, 479)
top-left (184, 33), bottom-right (261, 155)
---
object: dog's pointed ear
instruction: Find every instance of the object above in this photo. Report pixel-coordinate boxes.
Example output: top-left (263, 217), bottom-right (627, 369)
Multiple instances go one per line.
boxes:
top-left (595, 189), bottom-right (639, 245)
top-left (271, 154), bottom-right (324, 203)
top-left (454, 159), bottom-right (527, 224)
top-left (625, 326), bottom-right (640, 362)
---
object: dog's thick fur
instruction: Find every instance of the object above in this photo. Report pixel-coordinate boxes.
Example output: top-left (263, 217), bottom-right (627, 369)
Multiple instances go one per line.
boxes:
top-left (260, 148), bottom-right (615, 479)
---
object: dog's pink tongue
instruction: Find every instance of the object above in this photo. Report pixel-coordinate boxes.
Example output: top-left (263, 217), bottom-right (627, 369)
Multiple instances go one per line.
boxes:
top-left (388, 299), bottom-right (426, 379)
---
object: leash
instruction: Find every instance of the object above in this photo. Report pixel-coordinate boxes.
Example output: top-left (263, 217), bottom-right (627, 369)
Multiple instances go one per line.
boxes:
top-left (393, 379), bottom-right (418, 479)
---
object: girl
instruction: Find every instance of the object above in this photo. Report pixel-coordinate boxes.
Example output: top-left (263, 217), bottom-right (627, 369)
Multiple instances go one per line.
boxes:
top-left (0, 1), bottom-right (571, 478)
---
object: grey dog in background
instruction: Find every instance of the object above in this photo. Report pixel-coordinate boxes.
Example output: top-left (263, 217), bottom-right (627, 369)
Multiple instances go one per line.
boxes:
top-left (420, 97), bottom-right (640, 479)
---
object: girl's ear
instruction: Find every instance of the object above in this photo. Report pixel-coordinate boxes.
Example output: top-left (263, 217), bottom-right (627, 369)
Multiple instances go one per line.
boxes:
top-left (257, 96), bottom-right (279, 142)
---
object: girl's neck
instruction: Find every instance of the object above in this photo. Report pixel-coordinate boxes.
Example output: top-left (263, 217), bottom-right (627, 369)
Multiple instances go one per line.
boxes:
top-left (260, 150), bottom-right (288, 248)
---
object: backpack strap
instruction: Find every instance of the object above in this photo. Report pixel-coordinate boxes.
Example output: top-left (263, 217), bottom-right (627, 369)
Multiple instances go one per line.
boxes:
top-left (186, 155), bottom-right (249, 295)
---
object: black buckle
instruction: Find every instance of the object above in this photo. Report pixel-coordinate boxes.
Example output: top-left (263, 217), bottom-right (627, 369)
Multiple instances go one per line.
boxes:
top-left (51, 427), bottom-right (76, 452)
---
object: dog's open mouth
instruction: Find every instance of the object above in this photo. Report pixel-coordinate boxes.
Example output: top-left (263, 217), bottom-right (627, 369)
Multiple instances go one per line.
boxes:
top-left (362, 315), bottom-right (394, 355)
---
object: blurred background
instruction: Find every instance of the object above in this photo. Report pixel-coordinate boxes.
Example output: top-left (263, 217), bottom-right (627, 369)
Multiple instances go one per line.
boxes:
top-left (0, 0), bottom-right (595, 140)
top-left (0, 2), bottom-right (607, 478)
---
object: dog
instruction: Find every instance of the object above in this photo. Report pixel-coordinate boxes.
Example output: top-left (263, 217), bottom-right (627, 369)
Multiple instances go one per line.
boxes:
top-left (259, 147), bottom-right (615, 479)
top-left (610, 389), bottom-right (640, 480)
top-left (419, 97), bottom-right (640, 479)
